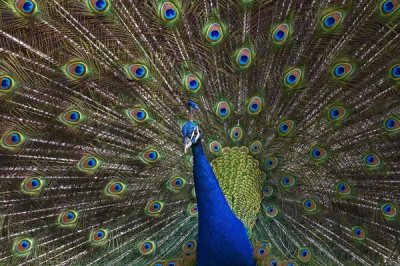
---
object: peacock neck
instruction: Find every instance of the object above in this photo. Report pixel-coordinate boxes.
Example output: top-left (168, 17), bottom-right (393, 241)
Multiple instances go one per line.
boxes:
top-left (191, 140), bottom-right (255, 266)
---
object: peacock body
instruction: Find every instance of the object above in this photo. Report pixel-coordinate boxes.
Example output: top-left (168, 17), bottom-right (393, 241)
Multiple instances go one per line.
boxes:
top-left (0, 0), bottom-right (400, 265)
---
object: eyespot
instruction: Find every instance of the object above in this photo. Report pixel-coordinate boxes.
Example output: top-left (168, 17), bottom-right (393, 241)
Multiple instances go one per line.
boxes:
top-left (65, 62), bottom-right (88, 79)
top-left (127, 64), bottom-right (149, 81)
top-left (328, 106), bottom-right (347, 122)
top-left (265, 205), bottom-right (278, 218)
top-left (205, 23), bottom-right (224, 44)
top-left (165, 260), bottom-right (181, 266)
top-left (332, 63), bottom-right (353, 79)
top-left (267, 257), bottom-right (281, 266)
top-left (182, 240), bottom-right (197, 254)
top-left (247, 96), bottom-right (262, 115)
top-left (21, 177), bottom-right (45, 195)
top-left (145, 200), bottom-right (164, 217)
top-left (284, 68), bottom-right (302, 89)
top-left (126, 107), bottom-right (149, 123)
top-left (138, 240), bottom-right (156, 255)
top-left (249, 141), bottom-right (262, 155)
top-left (303, 198), bottom-right (317, 212)
top-left (265, 156), bottom-right (278, 170)
top-left (152, 262), bottom-right (163, 266)
top-left (321, 11), bottom-right (343, 31)
top-left (209, 141), bottom-right (222, 155)
top-left (184, 74), bottom-right (201, 93)
top-left (229, 126), bottom-right (243, 142)
top-left (263, 186), bottom-right (274, 198)
top-left (105, 180), bottom-right (127, 197)
top-left (58, 210), bottom-right (78, 226)
top-left (13, 238), bottom-right (34, 255)
top-left (310, 146), bottom-right (328, 162)
top-left (278, 120), bottom-right (295, 136)
top-left (384, 116), bottom-right (400, 132)
top-left (77, 155), bottom-right (101, 173)
top-left (215, 101), bottom-right (231, 119)
top-left (281, 175), bottom-right (296, 189)
top-left (272, 23), bottom-right (290, 45)
top-left (381, 203), bottom-right (397, 219)
top-left (60, 109), bottom-right (85, 125)
top-left (336, 181), bottom-right (351, 196)
top-left (141, 148), bottom-right (160, 163)
top-left (159, 1), bottom-right (180, 23)
top-left (187, 203), bottom-right (198, 217)
top-left (297, 247), bottom-right (312, 263)
top-left (1, 130), bottom-right (26, 150)
top-left (381, 0), bottom-right (399, 16)
top-left (88, 0), bottom-right (110, 13)
top-left (90, 229), bottom-right (108, 244)
top-left (363, 153), bottom-right (381, 168)
top-left (389, 64), bottom-right (400, 80)
top-left (166, 177), bottom-right (186, 193)
top-left (14, 0), bottom-right (37, 16)
top-left (235, 48), bottom-right (253, 69)
top-left (0, 75), bottom-right (15, 92)
top-left (352, 226), bottom-right (366, 240)
top-left (254, 246), bottom-right (269, 258)
top-left (283, 261), bottom-right (298, 266)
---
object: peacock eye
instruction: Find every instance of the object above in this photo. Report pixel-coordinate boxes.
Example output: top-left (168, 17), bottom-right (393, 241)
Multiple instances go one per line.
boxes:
top-left (303, 198), bottom-right (317, 212)
top-left (284, 68), bottom-right (302, 89)
top-left (184, 74), bottom-right (202, 93)
top-left (272, 23), bottom-right (290, 45)
top-left (247, 96), bottom-right (262, 115)
top-left (265, 205), bottom-right (279, 218)
top-left (166, 176), bottom-right (186, 193)
top-left (328, 106), bottom-right (347, 122)
top-left (65, 62), bottom-right (88, 79)
top-left (215, 101), bottom-right (231, 119)
top-left (21, 177), bottom-right (45, 195)
top-left (14, 0), bottom-right (38, 16)
top-left (278, 120), bottom-right (295, 136)
top-left (1, 130), bottom-right (26, 150)
top-left (249, 141), bottom-right (262, 155)
top-left (352, 226), bottom-right (366, 240)
top-left (205, 23), bottom-right (224, 44)
top-left (88, 0), bottom-right (110, 13)
top-left (187, 203), bottom-right (198, 217)
top-left (90, 229), bottom-right (108, 244)
top-left (321, 11), bottom-right (343, 31)
top-left (77, 156), bottom-right (101, 173)
top-left (14, 238), bottom-right (34, 255)
top-left (58, 210), bottom-right (78, 226)
top-left (209, 141), bottom-right (222, 155)
top-left (229, 126), bottom-right (243, 141)
top-left (141, 148), bottom-right (160, 163)
top-left (332, 63), bottom-right (353, 79)
top-left (60, 110), bottom-right (85, 125)
top-left (127, 64), bottom-right (149, 81)
top-left (381, 0), bottom-right (399, 16)
top-left (381, 203), bottom-right (397, 219)
top-left (159, 1), bottom-right (180, 24)
top-left (0, 75), bottom-right (15, 92)
top-left (297, 247), bottom-right (312, 262)
top-left (138, 240), bottom-right (156, 255)
top-left (182, 240), bottom-right (197, 254)
top-left (145, 200), bottom-right (164, 217)
top-left (105, 180), bottom-right (127, 197)
top-left (235, 47), bottom-right (253, 69)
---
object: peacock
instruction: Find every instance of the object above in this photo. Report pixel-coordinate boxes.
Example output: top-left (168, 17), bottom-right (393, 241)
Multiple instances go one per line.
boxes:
top-left (0, 0), bottom-right (400, 265)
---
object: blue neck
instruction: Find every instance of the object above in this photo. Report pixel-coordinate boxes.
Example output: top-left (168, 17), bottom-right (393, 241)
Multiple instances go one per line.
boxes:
top-left (191, 141), bottom-right (255, 266)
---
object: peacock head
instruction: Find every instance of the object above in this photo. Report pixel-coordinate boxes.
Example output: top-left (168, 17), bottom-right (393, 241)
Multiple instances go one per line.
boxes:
top-left (181, 121), bottom-right (201, 153)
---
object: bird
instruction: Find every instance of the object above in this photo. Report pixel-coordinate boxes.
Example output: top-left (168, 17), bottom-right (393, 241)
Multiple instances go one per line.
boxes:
top-left (0, 0), bottom-right (399, 265)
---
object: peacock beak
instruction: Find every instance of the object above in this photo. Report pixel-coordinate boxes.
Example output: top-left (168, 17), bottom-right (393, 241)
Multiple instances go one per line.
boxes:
top-left (183, 126), bottom-right (200, 153)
